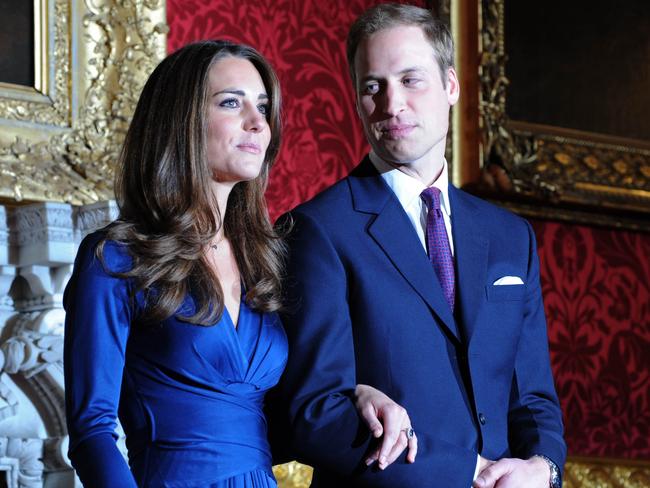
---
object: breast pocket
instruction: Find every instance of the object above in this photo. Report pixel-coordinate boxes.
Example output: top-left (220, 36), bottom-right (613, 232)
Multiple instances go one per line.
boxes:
top-left (485, 284), bottom-right (526, 302)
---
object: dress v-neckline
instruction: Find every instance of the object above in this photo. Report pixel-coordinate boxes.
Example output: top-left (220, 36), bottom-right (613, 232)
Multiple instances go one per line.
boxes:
top-left (223, 301), bottom-right (241, 332)
top-left (224, 302), bottom-right (241, 330)
top-left (224, 284), bottom-right (245, 330)
top-left (221, 299), bottom-right (263, 376)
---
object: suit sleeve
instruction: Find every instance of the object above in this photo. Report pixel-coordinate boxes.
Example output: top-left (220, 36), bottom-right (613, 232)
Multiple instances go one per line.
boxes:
top-left (507, 221), bottom-right (567, 476)
top-left (276, 210), bottom-right (477, 487)
top-left (63, 236), bottom-right (138, 488)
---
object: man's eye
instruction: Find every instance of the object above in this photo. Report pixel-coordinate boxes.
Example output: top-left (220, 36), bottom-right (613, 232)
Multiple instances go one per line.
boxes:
top-left (403, 78), bottom-right (419, 86)
top-left (220, 98), bottom-right (239, 108)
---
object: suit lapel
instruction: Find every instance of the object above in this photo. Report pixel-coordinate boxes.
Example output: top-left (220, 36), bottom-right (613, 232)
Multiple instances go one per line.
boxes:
top-left (349, 158), bottom-right (460, 343)
top-left (449, 186), bottom-right (488, 343)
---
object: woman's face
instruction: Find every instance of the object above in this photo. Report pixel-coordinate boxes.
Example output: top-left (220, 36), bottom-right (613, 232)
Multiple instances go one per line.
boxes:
top-left (206, 56), bottom-right (271, 185)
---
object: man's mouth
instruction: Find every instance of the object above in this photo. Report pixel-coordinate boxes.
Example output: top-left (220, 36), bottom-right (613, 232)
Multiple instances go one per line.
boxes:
top-left (379, 124), bottom-right (415, 139)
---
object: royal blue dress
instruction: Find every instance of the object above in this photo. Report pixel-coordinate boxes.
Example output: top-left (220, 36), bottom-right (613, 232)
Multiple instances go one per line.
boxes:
top-left (64, 232), bottom-right (288, 487)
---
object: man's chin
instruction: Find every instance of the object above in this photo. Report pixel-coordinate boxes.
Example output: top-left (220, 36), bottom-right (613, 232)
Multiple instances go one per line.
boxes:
top-left (375, 149), bottom-right (417, 166)
top-left (371, 140), bottom-right (415, 159)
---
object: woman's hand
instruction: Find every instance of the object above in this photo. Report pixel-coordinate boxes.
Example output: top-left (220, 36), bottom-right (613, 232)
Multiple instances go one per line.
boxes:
top-left (354, 384), bottom-right (417, 469)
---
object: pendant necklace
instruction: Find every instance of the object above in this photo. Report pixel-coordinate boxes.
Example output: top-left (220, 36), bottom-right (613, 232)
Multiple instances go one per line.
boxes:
top-left (210, 237), bottom-right (224, 251)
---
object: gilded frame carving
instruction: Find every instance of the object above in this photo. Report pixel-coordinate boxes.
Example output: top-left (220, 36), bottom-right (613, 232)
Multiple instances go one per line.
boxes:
top-left (273, 457), bottom-right (650, 488)
top-left (0, 0), bottom-right (167, 204)
top-left (454, 0), bottom-right (650, 231)
top-left (564, 457), bottom-right (650, 488)
top-left (447, 0), bottom-right (650, 485)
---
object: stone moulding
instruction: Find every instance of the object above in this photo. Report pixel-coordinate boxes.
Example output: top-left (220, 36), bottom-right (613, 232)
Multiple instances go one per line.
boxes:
top-left (0, 200), bottom-right (118, 487)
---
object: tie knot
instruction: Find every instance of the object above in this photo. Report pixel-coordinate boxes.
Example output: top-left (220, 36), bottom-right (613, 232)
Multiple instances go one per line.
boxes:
top-left (420, 187), bottom-right (441, 211)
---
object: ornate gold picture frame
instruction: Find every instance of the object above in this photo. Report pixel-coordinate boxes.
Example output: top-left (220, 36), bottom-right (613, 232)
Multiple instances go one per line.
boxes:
top-left (0, 0), bottom-right (167, 204)
top-left (449, 0), bottom-right (650, 485)
top-left (452, 0), bottom-right (650, 231)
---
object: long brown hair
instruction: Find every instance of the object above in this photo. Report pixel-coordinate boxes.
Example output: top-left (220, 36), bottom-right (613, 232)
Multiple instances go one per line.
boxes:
top-left (99, 40), bottom-right (284, 325)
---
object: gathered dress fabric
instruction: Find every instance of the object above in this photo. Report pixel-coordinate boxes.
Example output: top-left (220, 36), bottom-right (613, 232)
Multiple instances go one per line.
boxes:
top-left (64, 232), bottom-right (288, 488)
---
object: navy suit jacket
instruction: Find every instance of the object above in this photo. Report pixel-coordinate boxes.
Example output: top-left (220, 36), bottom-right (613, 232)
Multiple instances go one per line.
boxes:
top-left (273, 157), bottom-right (566, 487)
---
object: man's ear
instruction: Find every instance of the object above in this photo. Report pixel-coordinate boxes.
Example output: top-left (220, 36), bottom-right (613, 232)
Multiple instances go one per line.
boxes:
top-left (446, 67), bottom-right (460, 106)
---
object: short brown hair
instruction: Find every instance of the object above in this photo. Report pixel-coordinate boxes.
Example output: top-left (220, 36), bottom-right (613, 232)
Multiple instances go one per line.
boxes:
top-left (346, 3), bottom-right (454, 88)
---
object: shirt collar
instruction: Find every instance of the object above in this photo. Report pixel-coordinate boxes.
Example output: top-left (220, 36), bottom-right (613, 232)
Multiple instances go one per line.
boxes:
top-left (369, 151), bottom-right (451, 217)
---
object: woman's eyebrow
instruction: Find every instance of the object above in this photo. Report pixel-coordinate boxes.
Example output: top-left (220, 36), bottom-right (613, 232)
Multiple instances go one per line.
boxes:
top-left (213, 89), bottom-right (269, 100)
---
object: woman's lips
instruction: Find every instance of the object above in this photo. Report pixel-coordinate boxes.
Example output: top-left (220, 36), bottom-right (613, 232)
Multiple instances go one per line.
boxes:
top-left (236, 142), bottom-right (261, 154)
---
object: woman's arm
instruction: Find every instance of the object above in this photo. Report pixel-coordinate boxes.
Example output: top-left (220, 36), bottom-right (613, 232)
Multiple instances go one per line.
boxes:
top-left (355, 384), bottom-right (418, 469)
top-left (63, 235), bottom-right (138, 487)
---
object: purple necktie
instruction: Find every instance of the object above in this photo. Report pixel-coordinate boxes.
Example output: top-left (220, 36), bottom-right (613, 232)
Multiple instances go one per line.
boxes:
top-left (421, 187), bottom-right (455, 310)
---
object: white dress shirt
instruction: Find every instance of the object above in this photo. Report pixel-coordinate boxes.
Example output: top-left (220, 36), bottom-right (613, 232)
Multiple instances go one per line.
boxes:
top-left (368, 151), bottom-right (454, 256)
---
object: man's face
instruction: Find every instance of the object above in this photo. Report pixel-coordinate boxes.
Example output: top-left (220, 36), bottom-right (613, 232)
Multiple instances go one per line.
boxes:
top-left (354, 25), bottom-right (459, 168)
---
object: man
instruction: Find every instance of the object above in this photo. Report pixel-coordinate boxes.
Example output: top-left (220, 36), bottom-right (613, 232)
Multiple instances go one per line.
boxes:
top-left (275, 4), bottom-right (566, 487)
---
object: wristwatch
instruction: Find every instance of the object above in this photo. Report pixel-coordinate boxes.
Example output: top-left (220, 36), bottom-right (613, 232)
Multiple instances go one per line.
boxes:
top-left (533, 454), bottom-right (561, 488)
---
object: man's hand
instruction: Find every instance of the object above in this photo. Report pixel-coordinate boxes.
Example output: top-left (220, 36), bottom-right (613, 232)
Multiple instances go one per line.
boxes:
top-left (354, 384), bottom-right (417, 469)
top-left (472, 456), bottom-right (551, 488)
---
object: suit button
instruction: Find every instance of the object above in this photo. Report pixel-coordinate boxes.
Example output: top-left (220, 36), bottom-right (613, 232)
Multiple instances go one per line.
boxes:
top-left (478, 413), bottom-right (486, 425)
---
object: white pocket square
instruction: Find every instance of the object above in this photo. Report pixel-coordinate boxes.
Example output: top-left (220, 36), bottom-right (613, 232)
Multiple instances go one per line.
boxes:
top-left (493, 276), bottom-right (524, 285)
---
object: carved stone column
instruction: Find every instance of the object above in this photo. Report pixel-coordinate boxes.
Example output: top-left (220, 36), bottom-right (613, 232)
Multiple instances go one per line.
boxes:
top-left (0, 201), bottom-right (117, 488)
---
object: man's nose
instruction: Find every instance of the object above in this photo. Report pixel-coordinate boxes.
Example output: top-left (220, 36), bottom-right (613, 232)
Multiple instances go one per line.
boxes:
top-left (381, 83), bottom-right (406, 116)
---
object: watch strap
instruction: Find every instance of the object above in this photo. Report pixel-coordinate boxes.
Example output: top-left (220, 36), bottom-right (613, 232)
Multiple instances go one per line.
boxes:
top-left (532, 454), bottom-right (561, 488)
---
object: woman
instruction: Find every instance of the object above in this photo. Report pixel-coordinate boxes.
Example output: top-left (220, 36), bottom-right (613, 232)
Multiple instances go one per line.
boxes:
top-left (64, 40), bottom-right (287, 487)
top-left (64, 40), bottom-right (414, 488)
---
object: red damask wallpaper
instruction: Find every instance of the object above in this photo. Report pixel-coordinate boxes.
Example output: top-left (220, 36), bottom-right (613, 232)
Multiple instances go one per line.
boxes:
top-left (532, 220), bottom-right (650, 459)
top-left (168, 0), bottom-right (423, 220)
top-left (167, 0), bottom-right (650, 460)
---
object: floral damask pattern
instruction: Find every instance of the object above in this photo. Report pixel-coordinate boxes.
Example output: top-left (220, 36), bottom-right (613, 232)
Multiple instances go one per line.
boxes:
top-left (169, 0), bottom-right (423, 220)
top-left (532, 220), bottom-right (650, 459)
top-left (167, 1), bottom-right (650, 460)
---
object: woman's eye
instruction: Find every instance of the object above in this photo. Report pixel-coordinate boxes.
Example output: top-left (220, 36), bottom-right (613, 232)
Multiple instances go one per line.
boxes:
top-left (363, 83), bottom-right (379, 95)
top-left (258, 103), bottom-right (269, 115)
top-left (220, 98), bottom-right (240, 108)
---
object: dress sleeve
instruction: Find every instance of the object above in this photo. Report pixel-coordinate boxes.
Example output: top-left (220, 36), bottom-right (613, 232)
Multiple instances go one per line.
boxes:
top-left (63, 234), bottom-right (138, 487)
